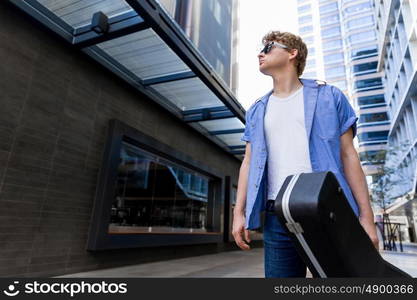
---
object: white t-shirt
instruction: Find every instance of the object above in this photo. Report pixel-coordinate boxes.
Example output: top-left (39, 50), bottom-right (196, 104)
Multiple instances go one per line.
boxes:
top-left (264, 86), bottom-right (313, 200)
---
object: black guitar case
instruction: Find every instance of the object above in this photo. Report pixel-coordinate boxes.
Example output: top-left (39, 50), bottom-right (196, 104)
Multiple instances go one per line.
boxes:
top-left (274, 171), bottom-right (412, 277)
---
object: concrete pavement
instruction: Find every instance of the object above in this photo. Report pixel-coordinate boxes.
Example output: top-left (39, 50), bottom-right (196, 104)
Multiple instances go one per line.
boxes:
top-left (55, 247), bottom-right (417, 278)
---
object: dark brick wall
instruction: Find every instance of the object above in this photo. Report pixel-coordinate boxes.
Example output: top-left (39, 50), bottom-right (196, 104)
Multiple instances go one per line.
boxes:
top-left (0, 2), bottom-right (246, 277)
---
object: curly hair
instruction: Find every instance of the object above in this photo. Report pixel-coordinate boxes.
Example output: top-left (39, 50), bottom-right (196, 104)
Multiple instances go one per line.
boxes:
top-left (261, 31), bottom-right (308, 77)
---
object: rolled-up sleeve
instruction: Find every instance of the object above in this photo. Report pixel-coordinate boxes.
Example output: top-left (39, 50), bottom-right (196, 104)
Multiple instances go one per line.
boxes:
top-left (333, 86), bottom-right (358, 138)
top-left (240, 109), bottom-right (252, 143)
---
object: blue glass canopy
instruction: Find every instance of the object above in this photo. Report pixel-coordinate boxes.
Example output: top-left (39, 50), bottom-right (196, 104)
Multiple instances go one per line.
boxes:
top-left (11, 0), bottom-right (247, 158)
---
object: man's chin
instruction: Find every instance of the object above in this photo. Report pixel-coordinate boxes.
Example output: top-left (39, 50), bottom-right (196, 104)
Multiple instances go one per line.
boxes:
top-left (259, 68), bottom-right (270, 76)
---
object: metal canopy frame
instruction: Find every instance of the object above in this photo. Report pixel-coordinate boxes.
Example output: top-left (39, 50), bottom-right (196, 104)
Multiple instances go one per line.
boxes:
top-left (10, 0), bottom-right (247, 157)
top-left (73, 10), bottom-right (150, 48)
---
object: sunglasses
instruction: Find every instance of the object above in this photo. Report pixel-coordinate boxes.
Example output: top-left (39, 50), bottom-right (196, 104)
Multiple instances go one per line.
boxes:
top-left (260, 41), bottom-right (289, 54)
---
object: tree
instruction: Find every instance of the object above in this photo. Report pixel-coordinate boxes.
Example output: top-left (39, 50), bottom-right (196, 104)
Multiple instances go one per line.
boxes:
top-left (363, 140), bottom-right (415, 210)
top-left (361, 140), bottom-right (417, 249)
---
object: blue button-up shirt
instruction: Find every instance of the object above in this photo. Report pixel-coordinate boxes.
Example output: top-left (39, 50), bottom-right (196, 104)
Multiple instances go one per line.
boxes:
top-left (241, 78), bottom-right (359, 230)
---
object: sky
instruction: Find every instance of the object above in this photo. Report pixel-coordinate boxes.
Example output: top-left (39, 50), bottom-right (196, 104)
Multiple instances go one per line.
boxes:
top-left (237, 0), bottom-right (299, 109)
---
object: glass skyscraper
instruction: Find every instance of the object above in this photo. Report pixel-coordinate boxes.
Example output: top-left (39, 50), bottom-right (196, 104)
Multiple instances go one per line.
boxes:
top-left (297, 0), bottom-right (348, 92)
top-left (297, 0), bottom-right (389, 179)
top-left (374, 0), bottom-right (417, 237)
top-left (342, 0), bottom-right (388, 178)
top-left (158, 0), bottom-right (238, 91)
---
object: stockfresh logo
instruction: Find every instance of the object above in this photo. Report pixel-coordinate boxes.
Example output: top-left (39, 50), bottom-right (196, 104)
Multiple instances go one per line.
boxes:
top-left (3, 281), bottom-right (20, 297)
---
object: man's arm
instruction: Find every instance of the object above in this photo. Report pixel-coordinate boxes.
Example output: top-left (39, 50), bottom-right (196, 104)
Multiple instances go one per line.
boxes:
top-left (232, 142), bottom-right (252, 250)
top-left (340, 128), bottom-right (379, 249)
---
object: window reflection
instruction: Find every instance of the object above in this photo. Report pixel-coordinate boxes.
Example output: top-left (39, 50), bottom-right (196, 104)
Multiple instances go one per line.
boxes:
top-left (354, 77), bottom-right (383, 91)
top-left (231, 185), bottom-right (237, 211)
top-left (351, 46), bottom-right (378, 60)
top-left (352, 61), bottom-right (378, 76)
top-left (321, 14), bottom-right (339, 26)
top-left (321, 26), bottom-right (341, 38)
top-left (358, 94), bottom-right (385, 106)
top-left (358, 131), bottom-right (389, 142)
top-left (109, 141), bottom-right (212, 234)
top-left (323, 39), bottom-right (342, 50)
top-left (325, 66), bottom-right (345, 78)
top-left (359, 112), bottom-right (389, 123)
top-left (348, 31), bottom-right (376, 44)
top-left (320, 2), bottom-right (338, 15)
top-left (298, 15), bottom-right (312, 24)
top-left (343, 2), bottom-right (372, 15)
top-left (298, 4), bottom-right (311, 13)
top-left (359, 150), bottom-right (386, 165)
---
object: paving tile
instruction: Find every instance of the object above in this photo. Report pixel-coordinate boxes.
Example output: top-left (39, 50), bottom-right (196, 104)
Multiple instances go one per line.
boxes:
top-left (56, 247), bottom-right (417, 278)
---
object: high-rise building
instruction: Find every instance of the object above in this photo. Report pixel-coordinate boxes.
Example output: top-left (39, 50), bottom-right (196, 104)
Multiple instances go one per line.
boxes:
top-left (297, 0), bottom-right (389, 178)
top-left (374, 0), bottom-right (417, 239)
top-left (320, 0), bottom-right (349, 93)
top-left (158, 0), bottom-right (238, 92)
top-left (342, 0), bottom-right (388, 178)
top-left (297, 0), bottom-right (348, 93)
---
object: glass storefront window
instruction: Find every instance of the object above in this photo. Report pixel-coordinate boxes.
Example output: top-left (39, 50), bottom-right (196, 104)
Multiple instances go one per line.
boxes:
top-left (87, 120), bottom-right (223, 250)
top-left (109, 141), bottom-right (214, 234)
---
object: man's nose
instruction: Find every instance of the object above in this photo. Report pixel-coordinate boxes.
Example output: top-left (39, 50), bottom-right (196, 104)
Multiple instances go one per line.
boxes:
top-left (258, 52), bottom-right (264, 59)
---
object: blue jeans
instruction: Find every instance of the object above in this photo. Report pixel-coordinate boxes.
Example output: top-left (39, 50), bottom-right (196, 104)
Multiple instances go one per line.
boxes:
top-left (263, 211), bottom-right (307, 278)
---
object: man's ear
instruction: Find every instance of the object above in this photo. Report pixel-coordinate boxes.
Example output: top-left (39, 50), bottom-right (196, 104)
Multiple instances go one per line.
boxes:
top-left (289, 48), bottom-right (298, 60)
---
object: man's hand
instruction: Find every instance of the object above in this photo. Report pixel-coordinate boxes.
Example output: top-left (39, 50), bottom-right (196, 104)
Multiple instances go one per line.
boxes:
top-left (232, 212), bottom-right (251, 250)
top-left (359, 215), bottom-right (379, 250)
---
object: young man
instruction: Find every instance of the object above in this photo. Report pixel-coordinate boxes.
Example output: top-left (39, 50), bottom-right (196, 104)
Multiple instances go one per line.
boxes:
top-left (232, 31), bottom-right (379, 278)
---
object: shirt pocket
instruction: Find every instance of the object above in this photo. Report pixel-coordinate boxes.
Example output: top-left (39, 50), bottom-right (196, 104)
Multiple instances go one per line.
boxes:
top-left (315, 108), bottom-right (339, 139)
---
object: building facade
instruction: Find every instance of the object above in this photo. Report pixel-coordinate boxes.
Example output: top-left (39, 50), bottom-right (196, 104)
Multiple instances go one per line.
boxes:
top-left (341, 0), bottom-right (389, 177)
top-left (374, 0), bottom-right (417, 241)
top-left (0, 0), bottom-right (250, 277)
top-left (297, 0), bottom-right (389, 178)
top-left (158, 0), bottom-right (238, 91)
top-left (297, 0), bottom-right (349, 93)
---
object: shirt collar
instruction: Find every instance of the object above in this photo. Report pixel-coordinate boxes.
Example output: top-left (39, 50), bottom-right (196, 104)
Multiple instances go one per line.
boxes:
top-left (259, 78), bottom-right (318, 105)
